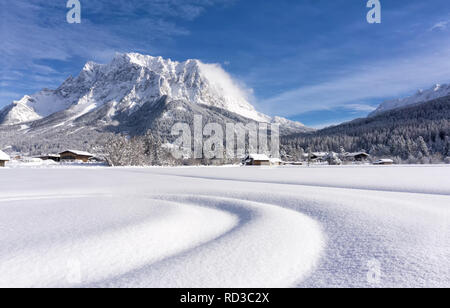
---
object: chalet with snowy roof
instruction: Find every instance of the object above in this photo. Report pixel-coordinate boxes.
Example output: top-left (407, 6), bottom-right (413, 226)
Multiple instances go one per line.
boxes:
top-left (37, 154), bottom-right (61, 162)
top-left (303, 152), bottom-right (328, 162)
top-left (0, 150), bottom-right (10, 167)
top-left (59, 150), bottom-right (94, 162)
top-left (345, 152), bottom-right (370, 162)
top-left (243, 154), bottom-right (271, 166)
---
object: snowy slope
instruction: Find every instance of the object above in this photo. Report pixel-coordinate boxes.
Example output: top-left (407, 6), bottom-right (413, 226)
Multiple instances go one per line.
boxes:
top-left (0, 53), bottom-right (305, 131)
top-left (370, 83), bottom-right (450, 116)
top-left (0, 165), bottom-right (449, 288)
top-left (0, 97), bottom-right (41, 125)
top-left (0, 150), bottom-right (9, 161)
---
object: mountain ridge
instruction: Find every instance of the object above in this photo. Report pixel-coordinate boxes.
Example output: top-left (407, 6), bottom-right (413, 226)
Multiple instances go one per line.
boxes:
top-left (0, 53), bottom-right (307, 133)
top-left (0, 53), bottom-right (310, 155)
top-left (370, 83), bottom-right (450, 116)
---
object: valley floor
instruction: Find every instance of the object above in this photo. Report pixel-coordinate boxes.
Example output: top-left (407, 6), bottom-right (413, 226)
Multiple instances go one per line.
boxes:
top-left (0, 165), bottom-right (449, 288)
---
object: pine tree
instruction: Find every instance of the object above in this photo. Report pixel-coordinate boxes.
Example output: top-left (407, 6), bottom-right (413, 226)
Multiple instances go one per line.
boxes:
top-left (417, 136), bottom-right (430, 157)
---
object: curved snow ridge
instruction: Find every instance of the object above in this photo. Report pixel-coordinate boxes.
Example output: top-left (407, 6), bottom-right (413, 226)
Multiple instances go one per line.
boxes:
top-left (0, 195), bottom-right (239, 288)
top-left (93, 195), bottom-right (325, 288)
top-left (0, 194), bottom-right (324, 288)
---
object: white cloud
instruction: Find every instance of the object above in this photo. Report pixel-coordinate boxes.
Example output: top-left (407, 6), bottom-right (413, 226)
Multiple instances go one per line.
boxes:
top-left (345, 104), bottom-right (377, 112)
top-left (197, 62), bottom-right (255, 103)
top-left (430, 20), bottom-right (449, 31)
top-left (0, 0), bottom-right (234, 108)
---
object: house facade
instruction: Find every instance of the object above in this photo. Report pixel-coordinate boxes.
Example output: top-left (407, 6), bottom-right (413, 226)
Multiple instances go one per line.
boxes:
top-left (59, 150), bottom-right (94, 162)
top-left (38, 154), bottom-right (61, 162)
top-left (345, 152), bottom-right (370, 162)
top-left (0, 150), bottom-right (10, 167)
top-left (243, 154), bottom-right (271, 166)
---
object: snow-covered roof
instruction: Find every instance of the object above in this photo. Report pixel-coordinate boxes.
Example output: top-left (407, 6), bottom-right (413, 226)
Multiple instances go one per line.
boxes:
top-left (0, 150), bottom-right (10, 161)
top-left (312, 152), bottom-right (328, 158)
top-left (246, 154), bottom-right (270, 161)
top-left (376, 159), bottom-right (394, 163)
top-left (60, 150), bottom-right (94, 157)
top-left (269, 158), bottom-right (283, 163)
top-left (346, 152), bottom-right (370, 157)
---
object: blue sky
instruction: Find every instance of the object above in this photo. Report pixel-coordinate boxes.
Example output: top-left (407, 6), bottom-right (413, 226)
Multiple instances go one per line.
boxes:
top-left (1, 0), bottom-right (450, 128)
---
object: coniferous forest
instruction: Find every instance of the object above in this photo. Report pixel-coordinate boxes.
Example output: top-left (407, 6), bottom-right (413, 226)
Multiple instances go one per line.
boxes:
top-left (281, 96), bottom-right (450, 164)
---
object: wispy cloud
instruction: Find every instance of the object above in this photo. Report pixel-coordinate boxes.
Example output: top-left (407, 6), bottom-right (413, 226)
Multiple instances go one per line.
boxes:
top-left (260, 44), bottom-right (450, 117)
top-left (2, 0), bottom-right (450, 126)
top-left (345, 104), bottom-right (377, 113)
top-left (430, 20), bottom-right (449, 31)
top-left (1, 0), bottom-right (225, 67)
top-left (0, 0), bottom-right (234, 106)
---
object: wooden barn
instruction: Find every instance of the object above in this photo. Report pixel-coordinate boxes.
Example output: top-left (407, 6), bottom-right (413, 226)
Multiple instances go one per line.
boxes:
top-left (59, 150), bottom-right (94, 162)
top-left (243, 154), bottom-right (271, 166)
top-left (303, 152), bottom-right (328, 162)
top-left (38, 154), bottom-right (61, 162)
top-left (345, 152), bottom-right (370, 162)
top-left (0, 150), bottom-right (10, 167)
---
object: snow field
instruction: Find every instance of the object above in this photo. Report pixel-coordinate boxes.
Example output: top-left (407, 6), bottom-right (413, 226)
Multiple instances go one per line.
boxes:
top-left (0, 165), bottom-right (449, 287)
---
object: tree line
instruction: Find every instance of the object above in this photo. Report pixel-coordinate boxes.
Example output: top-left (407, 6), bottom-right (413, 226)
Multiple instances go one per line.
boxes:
top-left (281, 97), bottom-right (450, 164)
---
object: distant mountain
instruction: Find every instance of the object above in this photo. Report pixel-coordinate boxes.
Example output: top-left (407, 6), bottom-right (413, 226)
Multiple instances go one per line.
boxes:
top-left (0, 53), bottom-right (307, 131)
top-left (0, 53), bottom-right (310, 154)
top-left (370, 83), bottom-right (450, 116)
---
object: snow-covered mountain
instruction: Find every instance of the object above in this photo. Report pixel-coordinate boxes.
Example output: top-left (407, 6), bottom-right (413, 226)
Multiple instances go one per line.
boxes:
top-left (370, 83), bottom-right (450, 116)
top-left (0, 53), bottom-right (307, 135)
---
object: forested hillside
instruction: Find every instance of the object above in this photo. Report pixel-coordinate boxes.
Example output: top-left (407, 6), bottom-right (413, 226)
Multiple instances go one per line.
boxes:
top-left (282, 96), bottom-right (450, 164)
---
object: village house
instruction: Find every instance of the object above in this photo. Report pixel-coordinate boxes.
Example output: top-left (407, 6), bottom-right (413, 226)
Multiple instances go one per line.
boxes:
top-left (59, 150), bottom-right (94, 162)
top-left (306, 152), bottom-right (328, 162)
top-left (0, 150), bottom-right (10, 167)
top-left (243, 154), bottom-right (283, 166)
top-left (37, 154), bottom-right (61, 162)
top-left (243, 154), bottom-right (271, 166)
top-left (344, 152), bottom-right (370, 162)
